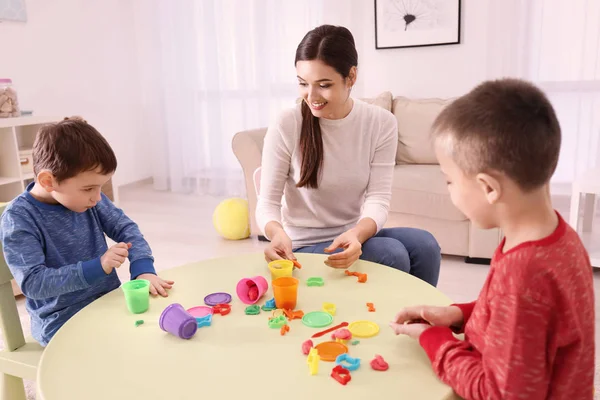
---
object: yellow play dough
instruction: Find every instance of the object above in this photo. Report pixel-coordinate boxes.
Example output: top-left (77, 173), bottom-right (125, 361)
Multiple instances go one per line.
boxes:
top-left (212, 198), bottom-right (250, 240)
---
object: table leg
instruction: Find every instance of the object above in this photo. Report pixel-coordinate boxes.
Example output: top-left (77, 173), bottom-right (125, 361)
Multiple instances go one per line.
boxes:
top-left (0, 374), bottom-right (27, 400)
top-left (582, 193), bottom-right (596, 232)
top-left (569, 191), bottom-right (581, 231)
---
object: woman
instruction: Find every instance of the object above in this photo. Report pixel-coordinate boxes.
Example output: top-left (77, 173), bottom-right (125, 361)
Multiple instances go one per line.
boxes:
top-left (256, 25), bottom-right (440, 286)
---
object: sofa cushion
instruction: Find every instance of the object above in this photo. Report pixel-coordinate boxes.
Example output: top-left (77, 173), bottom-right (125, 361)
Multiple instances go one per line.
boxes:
top-left (392, 96), bottom-right (452, 165)
top-left (360, 91), bottom-right (393, 112)
top-left (389, 164), bottom-right (467, 222)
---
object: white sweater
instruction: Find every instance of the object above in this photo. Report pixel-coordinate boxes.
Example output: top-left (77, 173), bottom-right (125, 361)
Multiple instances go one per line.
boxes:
top-left (256, 99), bottom-right (398, 248)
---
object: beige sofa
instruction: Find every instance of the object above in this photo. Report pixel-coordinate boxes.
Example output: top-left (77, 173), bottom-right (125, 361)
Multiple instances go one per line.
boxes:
top-left (232, 92), bottom-right (502, 260)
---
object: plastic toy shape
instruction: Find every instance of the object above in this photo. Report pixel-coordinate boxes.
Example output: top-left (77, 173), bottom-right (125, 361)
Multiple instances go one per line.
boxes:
top-left (196, 314), bottom-right (212, 328)
top-left (212, 303), bottom-right (231, 316)
top-left (302, 340), bottom-right (314, 355)
top-left (331, 365), bottom-right (351, 385)
top-left (366, 302), bottom-right (376, 312)
top-left (280, 324), bottom-right (290, 336)
top-left (344, 270), bottom-right (367, 283)
top-left (268, 315), bottom-right (287, 329)
top-left (244, 305), bottom-right (261, 315)
top-left (261, 298), bottom-right (276, 311)
top-left (370, 355), bottom-right (389, 371)
top-left (335, 354), bottom-right (361, 371)
top-left (306, 277), bottom-right (324, 287)
top-left (283, 309), bottom-right (304, 321)
top-left (307, 348), bottom-right (319, 375)
top-left (312, 322), bottom-right (348, 338)
top-left (322, 302), bottom-right (336, 316)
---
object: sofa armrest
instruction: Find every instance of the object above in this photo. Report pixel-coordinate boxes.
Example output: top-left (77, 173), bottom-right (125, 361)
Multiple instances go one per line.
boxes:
top-left (232, 128), bottom-right (267, 236)
top-left (469, 225), bottom-right (502, 259)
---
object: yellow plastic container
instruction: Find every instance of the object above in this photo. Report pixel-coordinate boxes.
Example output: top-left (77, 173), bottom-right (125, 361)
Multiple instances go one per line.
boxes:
top-left (268, 260), bottom-right (294, 280)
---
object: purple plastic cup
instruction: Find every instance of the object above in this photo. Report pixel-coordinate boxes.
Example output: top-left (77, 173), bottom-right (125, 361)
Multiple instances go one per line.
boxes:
top-left (159, 303), bottom-right (198, 339)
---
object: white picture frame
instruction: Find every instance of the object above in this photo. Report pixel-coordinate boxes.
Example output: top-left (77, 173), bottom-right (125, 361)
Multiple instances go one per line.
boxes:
top-left (375, 0), bottom-right (461, 50)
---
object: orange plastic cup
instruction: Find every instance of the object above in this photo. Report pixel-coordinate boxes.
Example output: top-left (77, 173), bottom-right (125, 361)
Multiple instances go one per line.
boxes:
top-left (272, 277), bottom-right (299, 310)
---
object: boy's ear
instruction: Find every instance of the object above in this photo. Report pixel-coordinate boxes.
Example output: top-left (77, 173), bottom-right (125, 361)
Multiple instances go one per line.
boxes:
top-left (37, 170), bottom-right (58, 192)
top-left (476, 172), bottom-right (502, 204)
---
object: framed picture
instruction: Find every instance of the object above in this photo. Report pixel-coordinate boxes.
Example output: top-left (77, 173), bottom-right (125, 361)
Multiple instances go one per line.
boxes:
top-left (375, 0), bottom-right (461, 50)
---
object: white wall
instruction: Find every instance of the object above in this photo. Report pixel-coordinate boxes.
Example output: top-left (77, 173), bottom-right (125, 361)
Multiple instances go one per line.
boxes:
top-left (323, 0), bottom-right (490, 99)
top-left (0, 0), bottom-right (152, 187)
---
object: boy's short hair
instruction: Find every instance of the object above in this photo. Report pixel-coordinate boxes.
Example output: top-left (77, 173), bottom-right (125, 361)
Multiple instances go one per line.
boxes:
top-left (432, 78), bottom-right (561, 191)
top-left (33, 117), bottom-right (117, 182)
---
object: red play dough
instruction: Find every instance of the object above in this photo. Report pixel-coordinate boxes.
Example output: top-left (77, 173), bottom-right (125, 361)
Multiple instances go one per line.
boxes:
top-left (370, 355), bottom-right (389, 371)
top-left (248, 286), bottom-right (259, 301)
top-left (302, 339), bottom-right (314, 355)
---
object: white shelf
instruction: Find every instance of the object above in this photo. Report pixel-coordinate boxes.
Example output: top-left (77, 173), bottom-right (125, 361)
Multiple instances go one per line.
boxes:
top-left (22, 172), bottom-right (34, 180)
top-left (0, 177), bottom-right (21, 186)
top-left (0, 116), bottom-right (61, 129)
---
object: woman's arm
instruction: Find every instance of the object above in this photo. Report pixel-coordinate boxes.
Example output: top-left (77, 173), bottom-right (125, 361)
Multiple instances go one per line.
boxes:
top-left (255, 113), bottom-right (294, 240)
top-left (359, 112), bottom-right (398, 236)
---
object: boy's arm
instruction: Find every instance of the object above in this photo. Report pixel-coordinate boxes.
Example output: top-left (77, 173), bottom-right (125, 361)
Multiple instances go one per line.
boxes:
top-left (449, 301), bottom-right (476, 333)
top-left (95, 194), bottom-right (156, 279)
top-left (1, 211), bottom-right (108, 299)
top-left (419, 294), bottom-right (552, 400)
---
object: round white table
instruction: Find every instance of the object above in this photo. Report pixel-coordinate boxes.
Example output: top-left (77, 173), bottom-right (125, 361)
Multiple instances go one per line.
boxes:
top-left (37, 253), bottom-right (460, 400)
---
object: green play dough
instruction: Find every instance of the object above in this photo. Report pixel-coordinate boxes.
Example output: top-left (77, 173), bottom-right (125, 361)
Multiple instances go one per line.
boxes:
top-left (245, 305), bottom-right (261, 315)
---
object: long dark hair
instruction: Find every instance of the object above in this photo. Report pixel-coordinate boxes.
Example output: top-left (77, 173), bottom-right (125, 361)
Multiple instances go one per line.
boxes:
top-left (294, 25), bottom-right (358, 189)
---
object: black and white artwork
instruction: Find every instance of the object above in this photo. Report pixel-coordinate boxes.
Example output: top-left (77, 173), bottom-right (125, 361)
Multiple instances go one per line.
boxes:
top-left (375, 0), bottom-right (461, 49)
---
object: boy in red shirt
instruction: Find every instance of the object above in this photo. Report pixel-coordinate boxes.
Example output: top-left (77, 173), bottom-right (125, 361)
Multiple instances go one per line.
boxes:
top-left (390, 78), bottom-right (595, 399)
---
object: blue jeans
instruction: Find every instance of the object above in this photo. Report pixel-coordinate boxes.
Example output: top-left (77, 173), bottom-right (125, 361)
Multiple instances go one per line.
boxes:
top-left (294, 228), bottom-right (441, 287)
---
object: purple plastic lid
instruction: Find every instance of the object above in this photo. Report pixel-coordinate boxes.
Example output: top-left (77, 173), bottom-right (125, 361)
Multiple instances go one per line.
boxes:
top-left (204, 292), bottom-right (232, 306)
top-left (0, 79), bottom-right (12, 83)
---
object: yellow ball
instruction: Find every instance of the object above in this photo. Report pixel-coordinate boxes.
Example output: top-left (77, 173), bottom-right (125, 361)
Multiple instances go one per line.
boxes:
top-left (212, 198), bottom-right (250, 240)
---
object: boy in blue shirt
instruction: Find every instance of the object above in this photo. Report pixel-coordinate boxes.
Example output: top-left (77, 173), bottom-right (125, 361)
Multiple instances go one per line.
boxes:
top-left (0, 117), bottom-right (174, 346)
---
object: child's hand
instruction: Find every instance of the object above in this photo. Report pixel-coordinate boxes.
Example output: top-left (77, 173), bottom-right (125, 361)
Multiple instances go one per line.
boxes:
top-left (388, 321), bottom-right (432, 340)
top-left (392, 305), bottom-right (464, 328)
top-left (136, 273), bottom-right (174, 297)
top-left (100, 242), bottom-right (132, 274)
top-left (389, 305), bottom-right (464, 339)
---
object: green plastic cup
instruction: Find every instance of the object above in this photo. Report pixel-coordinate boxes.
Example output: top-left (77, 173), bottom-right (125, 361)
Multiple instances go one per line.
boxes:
top-left (121, 279), bottom-right (150, 314)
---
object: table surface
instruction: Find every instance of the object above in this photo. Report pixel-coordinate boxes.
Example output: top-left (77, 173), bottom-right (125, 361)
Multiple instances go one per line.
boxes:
top-left (37, 253), bottom-right (460, 400)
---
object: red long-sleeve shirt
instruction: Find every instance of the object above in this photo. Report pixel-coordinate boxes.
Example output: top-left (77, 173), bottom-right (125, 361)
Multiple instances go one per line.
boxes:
top-left (420, 214), bottom-right (595, 399)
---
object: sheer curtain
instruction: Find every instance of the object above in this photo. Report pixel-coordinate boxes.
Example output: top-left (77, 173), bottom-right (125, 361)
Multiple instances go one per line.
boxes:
top-left (134, 0), bottom-right (323, 196)
top-left (487, 0), bottom-right (600, 193)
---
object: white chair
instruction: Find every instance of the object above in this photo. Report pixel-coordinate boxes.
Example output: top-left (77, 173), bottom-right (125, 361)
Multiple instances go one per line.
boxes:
top-left (569, 168), bottom-right (600, 267)
top-left (0, 204), bottom-right (44, 400)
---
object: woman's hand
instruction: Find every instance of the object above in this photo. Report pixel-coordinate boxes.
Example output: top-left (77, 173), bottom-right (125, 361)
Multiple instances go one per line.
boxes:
top-left (264, 226), bottom-right (295, 262)
top-left (324, 229), bottom-right (362, 269)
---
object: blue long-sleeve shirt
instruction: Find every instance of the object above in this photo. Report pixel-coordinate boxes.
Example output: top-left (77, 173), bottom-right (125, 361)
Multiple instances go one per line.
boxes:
top-left (0, 183), bottom-right (156, 346)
